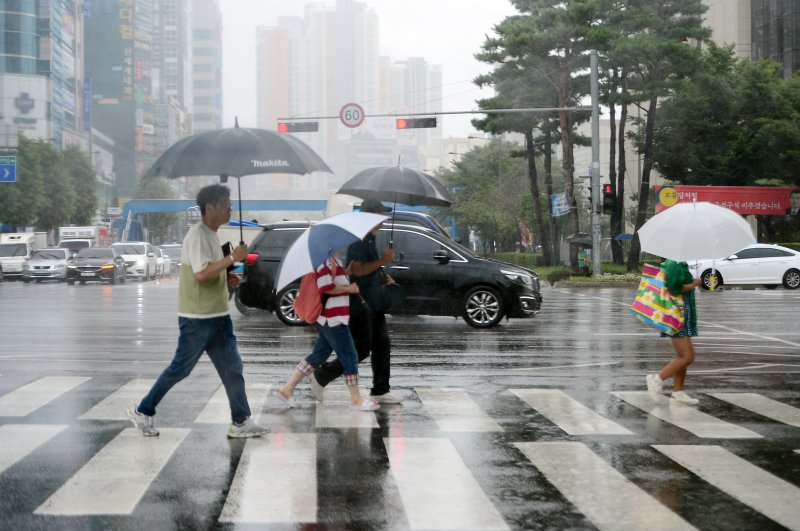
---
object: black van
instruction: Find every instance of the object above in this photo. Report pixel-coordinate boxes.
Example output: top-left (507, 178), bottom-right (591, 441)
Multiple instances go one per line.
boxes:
top-left (237, 220), bottom-right (542, 328)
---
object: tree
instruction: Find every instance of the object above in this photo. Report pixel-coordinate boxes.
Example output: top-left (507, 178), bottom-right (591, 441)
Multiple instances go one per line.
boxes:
top-left (63, 147), bottom-right (98, 225)
top-left (135, 178), bottom-right (177, 243)
top-left (0, 136), bottom-right (46, 229)
top-left (438, 143), bottom-right (528, 252)
top-left (33, 141), bottom-right (74, 232)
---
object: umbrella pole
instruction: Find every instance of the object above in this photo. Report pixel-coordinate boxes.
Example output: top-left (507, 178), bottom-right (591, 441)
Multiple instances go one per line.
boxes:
top-left (390, 191), bottom-right (397, 248)
top-left (237, 176), bottom-right (244, 244)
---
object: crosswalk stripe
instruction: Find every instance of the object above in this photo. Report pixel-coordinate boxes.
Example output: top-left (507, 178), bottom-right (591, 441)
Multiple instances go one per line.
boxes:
top-left (79, 379), bottom-right (156, 420)
top-left (510, 389), bottom-right (633, 435)
top-left (415, 388), bottom-right (503, 432)
top-left (0, 376), bottom-right (91, 417)
top-left (708, 393), bottom-right (800, 427)
top-left (0, 424), bottom-right (68, 475)
top-left (194, 383), bottom-right (270, 424)
top-left (515, 442), bottom-right (696, 531)
top-left (654, 445), bottom-right (800, 530)
top-left (385, 437), bottom-right (509, 530)
top-left (612, 392), bottom-right (762, 439)
top-left (310, 384), bottom-right (379, 427)
top-left (34, 427), bottom-right (189, 515)
top-left (218, 433), bottom-right (317, 524)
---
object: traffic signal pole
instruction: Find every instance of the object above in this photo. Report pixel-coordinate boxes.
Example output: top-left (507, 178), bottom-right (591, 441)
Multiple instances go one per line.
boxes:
top-left (590, 50), bottom-right (602, 277)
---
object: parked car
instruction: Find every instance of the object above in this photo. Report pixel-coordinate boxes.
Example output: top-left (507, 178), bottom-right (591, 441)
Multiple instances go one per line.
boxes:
top-left (238, 220), bottom-right (543, 328)
top-left (66, 247), bottom-right (127, 285)
top-left (21, 248), bottom-right (71, 282)
top-left (689, 243), bottom-right (800, 290)
top-left (160, 244), bottom-right (182, 265)
top-left (111, 242), bottom-right (157, 281)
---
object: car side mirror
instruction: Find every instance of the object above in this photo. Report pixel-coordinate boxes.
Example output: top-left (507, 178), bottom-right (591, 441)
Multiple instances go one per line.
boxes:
top-left (433, 249), bottom-right (449, 264)
top-left (727, 254), bottom-right (738, 260)
top-left (148, 252), bottom-right (155, 257)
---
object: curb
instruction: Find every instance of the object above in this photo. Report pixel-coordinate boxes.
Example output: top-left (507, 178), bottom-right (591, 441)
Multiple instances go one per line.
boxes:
top-left (552, 281), bottom-right (641, 288)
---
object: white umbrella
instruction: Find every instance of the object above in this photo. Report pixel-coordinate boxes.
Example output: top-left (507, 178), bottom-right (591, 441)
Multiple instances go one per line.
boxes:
top-left (636, 201), bottom-right (755, 261)
top-left (274, 211), bottom-right (388, 292)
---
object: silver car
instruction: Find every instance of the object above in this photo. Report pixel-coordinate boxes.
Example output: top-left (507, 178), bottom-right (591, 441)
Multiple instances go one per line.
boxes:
top-left (690, 243), bottom-right (800, 290)
top-left (22, 248), bottom-right (70, 282)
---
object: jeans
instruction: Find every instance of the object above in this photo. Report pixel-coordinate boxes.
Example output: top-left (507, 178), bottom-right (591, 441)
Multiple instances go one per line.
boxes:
top-left (305, 323), bottom-right (359, 380)
top-left (139, 316), bottom-right (251, 424)
top-left (315, 307), bottom-right (391, 395)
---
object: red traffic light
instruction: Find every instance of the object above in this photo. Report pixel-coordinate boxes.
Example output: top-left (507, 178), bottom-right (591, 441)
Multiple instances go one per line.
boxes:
top-left (603, 183), bottom-right (612, 194)
top-left (395, 117), bottom-right (437, 129)
top-left (277, 121), bottom-right (318, 133)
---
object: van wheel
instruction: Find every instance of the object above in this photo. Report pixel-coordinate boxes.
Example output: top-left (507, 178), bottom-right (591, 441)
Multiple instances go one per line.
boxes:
top-left (67, 280), bottom-right (75, 285)
top-left (276, 287), bottom-right (305, 326)
top-left (463, 286), bottom-right (504, 328)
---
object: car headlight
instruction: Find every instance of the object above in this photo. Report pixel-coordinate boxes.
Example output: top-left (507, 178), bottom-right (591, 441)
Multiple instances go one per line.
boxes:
top-left (500, 269), bottom-right (532, 285)
top-left (54, 264), bottom-right (65, 269)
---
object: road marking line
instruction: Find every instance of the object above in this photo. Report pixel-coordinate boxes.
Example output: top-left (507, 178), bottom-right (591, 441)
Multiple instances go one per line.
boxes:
top-left (691, 363), bottom-right (784, 373)
top-left (504, 362), bottom-right (621, 372)
top-left (709, 393), bottom-right (800, 427)
top-left (219, 433), bottom-right (316, 524)
top-left (0, 376), bottom-right (91, 417)
top-left (415, 388), bottom-right (503, 432)
top-left (79, 379), bottom-right (156, 420)
top-left (510, 389), bottom-right (633, 435)
top-left (654, 445), bottom-right (800, 530)
top-left (0, 424), bottom-right (68, 474)
top-left (315, 404), bottom-right (379, 428)
top-left (34, 428), bottom-right (189, 515)
top-left (515, 442), bottom-right (696, 531)
top-left (613, 392), bottom-right (762, 439)
top-left (705, 323), bottom-right (800, 347)
top-left (385, 437), bottom-right (508, 530)
top-left (193, 383), bottom-right (270, 424)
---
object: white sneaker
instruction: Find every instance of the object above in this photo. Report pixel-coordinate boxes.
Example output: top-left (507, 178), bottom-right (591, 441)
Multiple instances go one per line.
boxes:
top-left (372, 391), bottom-right (402, 404)
top-left (670, 391), bottom-right (699, 405)
top-left (127, 404), bottom-right (159, 437)
top-left (227, 417), bottom-right (267, 439)
top-left (310, 375), bottom-right (325, 402)
top-left (646, 374), bottom-right (663, 402)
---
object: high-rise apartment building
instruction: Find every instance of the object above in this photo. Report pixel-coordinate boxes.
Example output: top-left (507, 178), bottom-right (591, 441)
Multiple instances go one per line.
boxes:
top-left (191, 0), bottom-right (223, 133)
top-left (1, 0), bottom-right (88, 150)
top-left (255, 0), bottom-right (442, 198)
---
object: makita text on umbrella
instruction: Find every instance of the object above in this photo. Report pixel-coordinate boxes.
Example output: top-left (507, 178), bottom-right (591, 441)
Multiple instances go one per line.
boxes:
top-left (251, 159), bottom-right (291, 168)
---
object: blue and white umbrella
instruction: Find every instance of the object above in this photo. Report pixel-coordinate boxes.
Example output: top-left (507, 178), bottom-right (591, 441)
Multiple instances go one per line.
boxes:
top-left (274, 211), bottom-right (388, 292)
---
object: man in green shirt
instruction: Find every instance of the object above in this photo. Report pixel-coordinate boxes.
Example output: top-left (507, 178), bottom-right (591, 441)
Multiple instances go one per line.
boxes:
top-left (128, 184), bottom-right (267, 438)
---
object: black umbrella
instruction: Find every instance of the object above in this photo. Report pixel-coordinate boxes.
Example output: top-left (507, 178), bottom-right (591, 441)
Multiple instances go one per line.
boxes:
top-left (566, 232), bottom-right (592, 246)
top-left (337, 166), bottom-right (454, 207)
top-left (143, 119), bottom-right (332, 242)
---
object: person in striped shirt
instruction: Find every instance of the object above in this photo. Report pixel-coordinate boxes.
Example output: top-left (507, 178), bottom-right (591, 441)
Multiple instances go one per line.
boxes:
top-left (273, 255), bottom-right (380, 411)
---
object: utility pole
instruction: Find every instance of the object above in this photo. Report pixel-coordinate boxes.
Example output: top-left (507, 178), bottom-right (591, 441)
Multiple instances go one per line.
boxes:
top-left (590, 50), bottom-right (602, 276)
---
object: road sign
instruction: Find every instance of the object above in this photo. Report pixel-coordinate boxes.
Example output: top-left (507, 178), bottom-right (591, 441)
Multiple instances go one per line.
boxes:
top-left (0, 155), bottom-right (16, 183)
top-left (339, 103), bottom-right (365, 128)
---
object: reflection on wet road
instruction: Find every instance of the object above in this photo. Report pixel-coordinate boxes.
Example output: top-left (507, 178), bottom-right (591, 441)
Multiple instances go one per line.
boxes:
top-left (0, 280), bottom-right (799, 529)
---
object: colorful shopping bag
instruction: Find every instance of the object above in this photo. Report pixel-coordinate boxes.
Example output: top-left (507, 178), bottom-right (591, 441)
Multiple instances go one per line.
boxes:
top-left (630, 263), bottom-right (685, 335)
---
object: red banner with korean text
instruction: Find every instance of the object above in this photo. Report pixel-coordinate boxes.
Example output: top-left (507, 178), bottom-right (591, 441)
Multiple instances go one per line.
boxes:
top-left (654, 185), bottom-right (800, 215)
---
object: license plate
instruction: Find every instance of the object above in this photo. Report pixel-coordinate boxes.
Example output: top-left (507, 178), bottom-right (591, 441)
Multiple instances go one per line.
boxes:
top-left (81, 272), bottom-right (96, 277)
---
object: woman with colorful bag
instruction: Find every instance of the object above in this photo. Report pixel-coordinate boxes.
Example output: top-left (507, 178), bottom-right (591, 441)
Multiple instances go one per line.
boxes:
top-left (645, 259), bottom-right (703, 404)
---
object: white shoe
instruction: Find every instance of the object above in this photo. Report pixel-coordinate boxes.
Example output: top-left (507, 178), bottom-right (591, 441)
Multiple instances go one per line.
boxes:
top-left (670, 391), bottom-right (699, 405)
top-left (645, 374), bottom-right (663, 402)
top-left (227, 417), bottom-right (267, 438)
top-left (372, 391), bottom-right (402, 404)
top-left (127, 404), bottom-right (159, 437)
top-left (310, 376), bottom-right (325, 402)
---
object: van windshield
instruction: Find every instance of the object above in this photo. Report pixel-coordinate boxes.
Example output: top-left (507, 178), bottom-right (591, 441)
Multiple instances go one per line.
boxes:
top-left (59, 241), bottom-right (90, 252)
top-left (0, 243), bottom-right (27, 257)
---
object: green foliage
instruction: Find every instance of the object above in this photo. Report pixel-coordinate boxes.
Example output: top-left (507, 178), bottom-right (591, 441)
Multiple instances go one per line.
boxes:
top-left (0, 137), bottom-right (46, 228)
top-left (63, 147), bottom-right (98, 225)
top-left (135, 177), bottom-right (177, 242)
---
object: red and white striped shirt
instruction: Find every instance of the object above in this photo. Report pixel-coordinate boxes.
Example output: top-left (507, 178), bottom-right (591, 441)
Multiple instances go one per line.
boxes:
top-left (316, 256), bottom-right (350, 327)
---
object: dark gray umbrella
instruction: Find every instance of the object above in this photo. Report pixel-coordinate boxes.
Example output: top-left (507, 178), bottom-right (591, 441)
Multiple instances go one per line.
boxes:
top-left (566, 232), bottom-right (592, 246)
top-left (337, 166), bottom-right (454, 207)
top-left (143, 119), bottom-right (332, 242)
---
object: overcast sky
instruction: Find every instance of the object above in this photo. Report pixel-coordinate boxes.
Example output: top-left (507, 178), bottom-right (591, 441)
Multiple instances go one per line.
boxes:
top-left (220, 0), bottom-right (518, 138)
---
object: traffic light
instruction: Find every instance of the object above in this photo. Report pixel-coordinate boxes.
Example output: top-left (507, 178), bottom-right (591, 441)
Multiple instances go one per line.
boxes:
top-left (277, 121), bottom-right (318, 133)
top-left (395, 117), bottom-right (437, 129)
top-left (586, 183), bottom-right (594, 207)
top-left (602, 183), bottom-right (615, 214)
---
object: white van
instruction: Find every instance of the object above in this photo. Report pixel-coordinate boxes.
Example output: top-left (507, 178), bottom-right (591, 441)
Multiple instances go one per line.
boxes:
top-left (0, 232), bottom-right (48, 278)
top-left (111, 242), bottom-right (157, 281)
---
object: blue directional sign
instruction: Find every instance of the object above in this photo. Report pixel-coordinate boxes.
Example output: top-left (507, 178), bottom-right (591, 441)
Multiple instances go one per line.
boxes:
top-left (0, 156), bottom-right (16, 183)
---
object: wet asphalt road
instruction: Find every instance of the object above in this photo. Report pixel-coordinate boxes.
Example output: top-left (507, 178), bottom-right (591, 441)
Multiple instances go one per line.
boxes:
top-left (0, 277), bottom-right (799, 530)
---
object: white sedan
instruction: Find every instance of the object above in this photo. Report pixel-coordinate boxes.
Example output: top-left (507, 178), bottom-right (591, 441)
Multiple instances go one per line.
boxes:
top-left (689, 243), bottom-right (800, 290)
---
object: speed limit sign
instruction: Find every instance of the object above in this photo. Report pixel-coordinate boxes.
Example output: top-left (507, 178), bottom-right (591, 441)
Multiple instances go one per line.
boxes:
top-left (339, 102), bottom-right (365, 128)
